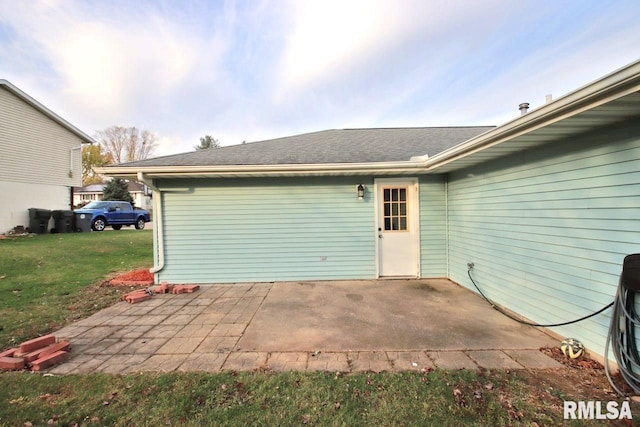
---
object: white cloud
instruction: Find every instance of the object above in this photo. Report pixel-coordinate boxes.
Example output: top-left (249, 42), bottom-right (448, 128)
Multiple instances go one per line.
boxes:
top-left (0, 0), bottom-right (638, 156)
top-left (0, 0), bottom-right (228, 126)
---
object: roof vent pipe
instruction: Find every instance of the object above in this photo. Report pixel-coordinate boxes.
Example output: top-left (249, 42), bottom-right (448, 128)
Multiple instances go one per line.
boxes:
top-left (519, 102), bottom-right (530, 115)
top-left (546, 94), bottom-right (553, 104)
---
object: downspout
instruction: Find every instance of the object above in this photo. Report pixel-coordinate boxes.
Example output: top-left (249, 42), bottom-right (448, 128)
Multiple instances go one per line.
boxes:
top-left (444, 176), bottom-right (449, 278)
top-left (137, 172), bottom-right (165, 275)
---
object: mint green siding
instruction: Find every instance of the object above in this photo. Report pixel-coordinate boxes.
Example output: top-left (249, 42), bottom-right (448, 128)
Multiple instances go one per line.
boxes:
top-left (447, 120), bottom-right (640, 356)
top-left (156, 177), bottom-right (377, 283)
top-left (419, 175), bottom-right (448, 277)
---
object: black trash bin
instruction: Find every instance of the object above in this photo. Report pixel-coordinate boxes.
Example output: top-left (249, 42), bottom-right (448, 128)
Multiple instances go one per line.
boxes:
top-left (28, 208), bottom-right (51, 234)
top-left (75, 212), bottom-right (93, 232)
top-left (51, 210), bottom-right (74, 233)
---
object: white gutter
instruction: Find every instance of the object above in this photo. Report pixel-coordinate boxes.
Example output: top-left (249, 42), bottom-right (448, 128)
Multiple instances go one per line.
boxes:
top-left (98, 160), bottom-right (429, 179)
top-left (137, 172), bottom-right (165, 275)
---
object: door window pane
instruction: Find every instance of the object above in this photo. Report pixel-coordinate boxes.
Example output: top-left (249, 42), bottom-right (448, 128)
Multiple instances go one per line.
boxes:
top-left (382, 186), bottom-right (409, 232)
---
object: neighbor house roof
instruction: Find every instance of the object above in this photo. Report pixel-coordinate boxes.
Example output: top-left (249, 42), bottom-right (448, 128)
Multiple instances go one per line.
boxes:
top-left (0, 79), bottom-right (95, 144)
top-left (74, 182), bottom-right (145, 193)
top-left (117, 127), bottom-right (494, 167)
top-left (100, 58), bottom-right (640, 179)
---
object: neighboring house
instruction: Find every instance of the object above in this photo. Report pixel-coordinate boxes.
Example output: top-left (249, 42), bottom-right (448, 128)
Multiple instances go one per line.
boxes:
top-left (73, 181), bottom-right (152, 210)
top-left (0, 80), bottom-right (94, 233)
top-left (101, 59), bottom-right (640, 359)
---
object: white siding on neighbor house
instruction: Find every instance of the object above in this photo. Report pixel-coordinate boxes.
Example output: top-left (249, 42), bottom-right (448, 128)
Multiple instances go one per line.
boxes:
top-left (0, 87), bottom-right (83, 187)
top-left (419, 175), bottom-right (448, 277)
top-left (0, 180), bottom-right (70, 232)
top-left (447, 119), bottom-right (640, 357)
top-left (156, 177), bottom-right (377, 283)
top-left (0, 86), bottom-right (83, 231)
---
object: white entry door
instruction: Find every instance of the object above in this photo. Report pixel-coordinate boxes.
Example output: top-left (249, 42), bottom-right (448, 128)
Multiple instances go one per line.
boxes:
top-left (376, 178), bottom-right (419, 277)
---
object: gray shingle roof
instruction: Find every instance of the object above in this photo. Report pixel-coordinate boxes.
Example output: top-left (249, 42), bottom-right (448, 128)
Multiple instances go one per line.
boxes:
top-left (117, 127), bottom-right (494, 168)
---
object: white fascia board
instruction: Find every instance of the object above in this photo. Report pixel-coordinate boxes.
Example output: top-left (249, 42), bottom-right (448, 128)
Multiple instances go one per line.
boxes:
top-left (0, 79), bottom-right (96, 144)
top-left (96, 160), bottom-right (431, 179)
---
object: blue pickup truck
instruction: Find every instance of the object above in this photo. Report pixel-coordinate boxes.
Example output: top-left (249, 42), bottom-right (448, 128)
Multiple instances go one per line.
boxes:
top-left (75, 201), bottom-right (151, 231)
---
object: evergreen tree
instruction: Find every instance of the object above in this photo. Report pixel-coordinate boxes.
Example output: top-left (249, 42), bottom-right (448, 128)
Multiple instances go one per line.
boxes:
top-left (102, 178), bottom-right (133, 204)
top-left (194, 135), bottom-right (220, 150)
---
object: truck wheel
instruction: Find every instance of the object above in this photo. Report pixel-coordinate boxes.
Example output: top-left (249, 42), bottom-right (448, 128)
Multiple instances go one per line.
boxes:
top-left (112, 225), bottom-right (122, 230)
top-left (135, 217), bottom-right (146, 230)
top-left (92, 218), bottom-right (106, 231)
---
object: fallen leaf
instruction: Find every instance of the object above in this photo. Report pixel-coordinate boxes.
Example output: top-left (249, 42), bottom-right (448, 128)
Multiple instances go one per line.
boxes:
top-left (221, 384), bottom-right (227, 390)
top-left (484, 382), bottom-right (494, 390)
top-left (453, 388), bottom-right (462, 397)
top-left (0, 275), bottom-right (6, 279)
top-left (102, 401), bottom-right (110, 406)
top-left (334, 402), bottom-right (341, 410)
top-left (23, 422), bottom-right (33, 427)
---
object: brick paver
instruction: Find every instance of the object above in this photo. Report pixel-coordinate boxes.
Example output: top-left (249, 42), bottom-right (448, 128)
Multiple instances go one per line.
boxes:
top-left (503, 349), bottom-right (564, 368)
top-left (157, 337), bottom-right (206, 354)
top-left (267, 352), bottom-right (308, 371)
top-left (138, 354), bottom-right (189, 372)
top-left (349, 351), bottom-right (393, 372)
top-left (97, 354), bottom-right (150, 374)
top-left (178, 352), bottom-right (227, 372)
top-left (196, 336), bottom-right (239, 353)
top-left (427, 351), bottom-right (478, 370)
top-left (306, 352), bottom-right (349, 371)
top-left (222, 352), bottom-right (268, 371)
top-left (467, 350), bottom-right (524, 369)
top-left (387, 351), bottom-right (434, 371)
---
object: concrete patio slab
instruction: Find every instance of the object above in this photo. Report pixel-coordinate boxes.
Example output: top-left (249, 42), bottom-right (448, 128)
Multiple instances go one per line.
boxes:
top-left (238, 279), bottom-right (556, 352)
top-left (48, 279), bottom-right (562, 374)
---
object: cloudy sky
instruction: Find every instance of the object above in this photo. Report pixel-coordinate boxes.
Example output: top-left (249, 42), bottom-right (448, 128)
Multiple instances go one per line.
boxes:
top-left (1, 0), bottom-right (639, 157)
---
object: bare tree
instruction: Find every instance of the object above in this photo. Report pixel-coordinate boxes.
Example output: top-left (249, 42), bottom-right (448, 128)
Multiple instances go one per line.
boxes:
top-left (95, 126), bottom-right (158, 163)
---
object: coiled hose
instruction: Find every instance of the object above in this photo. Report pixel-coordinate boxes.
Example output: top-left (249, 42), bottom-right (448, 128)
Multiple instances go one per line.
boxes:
top-left (605, 272), bottom-right (640, 396)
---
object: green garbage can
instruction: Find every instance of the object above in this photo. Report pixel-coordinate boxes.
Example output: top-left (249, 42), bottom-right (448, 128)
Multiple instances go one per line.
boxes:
top-left (28, 208), bottom-right (51, 234)
top-left (74, 212), bottom-right (93, 232)
top-left (51, 210), bottom-right (74, 233)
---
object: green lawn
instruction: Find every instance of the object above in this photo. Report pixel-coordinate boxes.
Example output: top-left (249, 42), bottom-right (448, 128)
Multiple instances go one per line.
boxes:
top-left (0, 370), bottom-right (565, 426)
top-left (0, 231), bottom-right (636, 426)
top-left (0, 231), bottom-right (153, 349)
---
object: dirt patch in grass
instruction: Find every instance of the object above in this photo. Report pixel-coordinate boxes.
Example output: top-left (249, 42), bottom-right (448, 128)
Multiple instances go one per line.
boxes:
top-left (108, 268), bottom-right (154, 286)
top-left (509, 347), bottom-right (638, 426)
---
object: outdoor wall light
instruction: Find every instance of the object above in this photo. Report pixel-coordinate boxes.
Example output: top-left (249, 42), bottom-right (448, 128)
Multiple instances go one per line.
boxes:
top-left (357, 184), bottom-right (365, 200)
